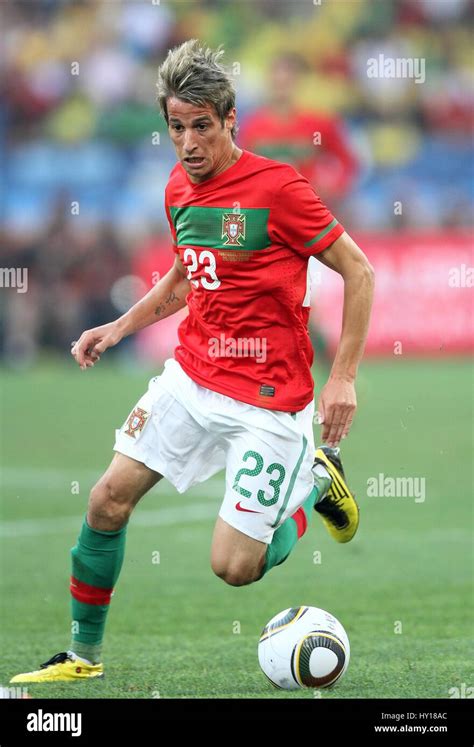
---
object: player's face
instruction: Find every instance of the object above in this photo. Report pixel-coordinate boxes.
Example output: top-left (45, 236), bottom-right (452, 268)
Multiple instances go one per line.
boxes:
top-left (269, 61), bottom-right (298, 107)
top-left (167, 97), bottom-right (236, 183)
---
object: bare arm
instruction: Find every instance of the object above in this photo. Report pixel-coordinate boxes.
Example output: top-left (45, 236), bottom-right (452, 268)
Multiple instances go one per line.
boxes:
top-left (314, 230), bottom-right (375, 446)
top-left (118, 254), bottom-right (189, 335)
top-left (71, 255), bottom-right (190, 370)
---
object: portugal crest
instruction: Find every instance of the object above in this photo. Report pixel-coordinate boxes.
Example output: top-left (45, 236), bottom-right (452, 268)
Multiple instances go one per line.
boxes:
top-left (222, 212), bottom-right (246, 246)
top-left (124, 407), bottom-right (149, 438)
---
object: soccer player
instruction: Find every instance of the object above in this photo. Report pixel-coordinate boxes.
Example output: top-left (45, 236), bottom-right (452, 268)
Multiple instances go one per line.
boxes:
top-left (11, 40), bottom-right (374, 683)
top-left (239, 52), bottom-right (359, 201)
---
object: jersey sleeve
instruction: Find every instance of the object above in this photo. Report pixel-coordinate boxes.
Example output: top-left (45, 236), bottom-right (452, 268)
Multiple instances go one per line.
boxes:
top-left (269, 172), bottom-right (344, 257)
top-left (164, 188), bottom-right (178, 253)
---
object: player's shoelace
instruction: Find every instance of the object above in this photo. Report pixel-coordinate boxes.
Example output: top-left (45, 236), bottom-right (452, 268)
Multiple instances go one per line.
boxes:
top-left (321, 447), bottom-right (345, 479)
top-left (40, 652), bottom-right (71, 669)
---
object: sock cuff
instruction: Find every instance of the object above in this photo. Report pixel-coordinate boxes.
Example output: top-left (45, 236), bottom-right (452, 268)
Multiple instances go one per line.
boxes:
top-left (291, 506), bottom-right (308, 538)
top-left (83, 514), bottom-right (128, 536)
top-left (77, 515), bottom-right (128, 551)
top-left (69, 641), bottom-right (103, 665)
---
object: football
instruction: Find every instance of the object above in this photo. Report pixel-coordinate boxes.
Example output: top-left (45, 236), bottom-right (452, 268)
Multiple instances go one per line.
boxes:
top-left (258, 606), bottom-right (350, 690)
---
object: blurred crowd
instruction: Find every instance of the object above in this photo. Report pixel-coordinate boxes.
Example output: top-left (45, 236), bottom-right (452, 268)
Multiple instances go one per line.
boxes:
top-left (0, 0), bottom-right (473, 365)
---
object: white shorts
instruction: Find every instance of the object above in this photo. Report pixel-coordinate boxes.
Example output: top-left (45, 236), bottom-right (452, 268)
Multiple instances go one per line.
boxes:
top-left (113, 358), bottom-right (315, 544)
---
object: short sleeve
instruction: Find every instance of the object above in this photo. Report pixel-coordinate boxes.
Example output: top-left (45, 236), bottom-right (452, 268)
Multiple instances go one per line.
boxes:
top-left (164, 192), bottom-right (178, 253)
top-left (270, 174), bottom-right (344, 257)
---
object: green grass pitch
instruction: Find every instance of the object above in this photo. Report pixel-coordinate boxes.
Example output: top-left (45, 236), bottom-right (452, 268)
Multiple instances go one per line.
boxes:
top-left (0, 357), bottom-right (472, 699)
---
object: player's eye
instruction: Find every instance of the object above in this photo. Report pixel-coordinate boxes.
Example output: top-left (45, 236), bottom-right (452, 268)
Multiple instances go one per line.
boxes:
top-left (171, 123), bottom-right (184, 132)
top-left (196, 123), bottom-right (208, 131)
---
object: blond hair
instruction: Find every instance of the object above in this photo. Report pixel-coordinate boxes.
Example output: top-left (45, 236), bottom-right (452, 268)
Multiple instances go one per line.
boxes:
top-left (157, 39), bottom-right (237, 139)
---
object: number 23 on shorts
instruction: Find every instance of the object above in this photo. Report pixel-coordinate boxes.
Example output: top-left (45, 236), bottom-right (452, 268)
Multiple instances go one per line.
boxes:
top-left (232, 450), bottom-right (286, 507)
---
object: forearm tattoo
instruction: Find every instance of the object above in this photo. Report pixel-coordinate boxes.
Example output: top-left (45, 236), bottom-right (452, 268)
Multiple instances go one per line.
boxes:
top-left (155, 290), bottom-right (180, 318)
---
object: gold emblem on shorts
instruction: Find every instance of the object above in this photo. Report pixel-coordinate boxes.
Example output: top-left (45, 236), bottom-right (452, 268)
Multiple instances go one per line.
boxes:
top-left (124, 407), bottom-right (149, 438)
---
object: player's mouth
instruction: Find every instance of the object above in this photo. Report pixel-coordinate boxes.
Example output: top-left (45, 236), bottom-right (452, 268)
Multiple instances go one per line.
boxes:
top-left (184, 156), bottom-right (206, 169)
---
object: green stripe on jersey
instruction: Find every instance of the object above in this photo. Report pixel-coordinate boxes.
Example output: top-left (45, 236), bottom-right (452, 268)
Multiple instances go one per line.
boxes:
top-left (304, 218), bottom-right (339, 248)
top-left (169, 206), bottom-right (271, 251)
top-left (250, 142), bottom-right (315, 163)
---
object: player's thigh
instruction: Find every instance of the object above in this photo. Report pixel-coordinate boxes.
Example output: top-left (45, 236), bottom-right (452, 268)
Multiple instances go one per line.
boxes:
top-left (210, 516), bottom-right (267, 586)
top-left (88, 452), bottom-right (162, 529)
top-left (114, 370), bottom-right (225, 493)
top-left (218, 402), bottom-right (315, 546)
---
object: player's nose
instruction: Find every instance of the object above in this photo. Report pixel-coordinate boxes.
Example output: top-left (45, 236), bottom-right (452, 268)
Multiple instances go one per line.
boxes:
top-left (183, 128), bottom-right (198, 153)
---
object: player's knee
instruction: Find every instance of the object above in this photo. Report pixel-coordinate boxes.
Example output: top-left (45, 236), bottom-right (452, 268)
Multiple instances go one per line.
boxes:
top-left (88, 478), bottom-right (131, 530)
top-left (213, 566), bottom-right (252, 587)
top-left (211, 558), bottom-right (264, 587)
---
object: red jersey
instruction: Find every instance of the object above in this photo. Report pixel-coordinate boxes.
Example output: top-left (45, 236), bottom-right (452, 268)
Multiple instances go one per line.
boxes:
top-left (165, 150), bottom-right (344, 412)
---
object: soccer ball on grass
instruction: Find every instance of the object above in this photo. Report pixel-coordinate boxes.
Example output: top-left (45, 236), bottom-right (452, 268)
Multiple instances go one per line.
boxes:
top-left (258, 605), bottom-right (350, 690)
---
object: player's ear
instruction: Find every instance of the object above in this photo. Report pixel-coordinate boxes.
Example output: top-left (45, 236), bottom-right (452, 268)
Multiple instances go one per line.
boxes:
top-left (225, 107), bottom-right (236, 132)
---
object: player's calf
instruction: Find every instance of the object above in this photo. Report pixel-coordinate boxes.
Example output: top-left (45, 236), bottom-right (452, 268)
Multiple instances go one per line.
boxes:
top-left (9, 455), bottom-right (163, 685)
top-left (87, 453), bottom-right (162, 531)
top-left (211, 517), bottom-right (266, 586)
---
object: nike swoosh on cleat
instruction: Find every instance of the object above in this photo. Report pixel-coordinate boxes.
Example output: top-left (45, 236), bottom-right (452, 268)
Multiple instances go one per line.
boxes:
top-left (235, 501), bottom-right (263, 514)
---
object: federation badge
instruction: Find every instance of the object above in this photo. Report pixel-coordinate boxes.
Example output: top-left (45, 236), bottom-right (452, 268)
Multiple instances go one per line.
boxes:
top-left (124, 407), bottom-right (149, 438)
top-left (222, 212), bottom-right (246, 246)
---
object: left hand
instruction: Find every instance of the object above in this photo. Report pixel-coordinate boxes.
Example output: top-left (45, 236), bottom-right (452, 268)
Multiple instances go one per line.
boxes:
top-left (317, 377), bottom-right (357, 447)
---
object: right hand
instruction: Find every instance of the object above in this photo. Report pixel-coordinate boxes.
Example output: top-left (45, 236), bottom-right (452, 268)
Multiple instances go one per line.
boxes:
top-left (71, 321), bottom-right (123, 370)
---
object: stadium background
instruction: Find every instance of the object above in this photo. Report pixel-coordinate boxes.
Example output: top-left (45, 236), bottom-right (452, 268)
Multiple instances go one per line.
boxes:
top-left (0, 0), bottom-right (472, 699)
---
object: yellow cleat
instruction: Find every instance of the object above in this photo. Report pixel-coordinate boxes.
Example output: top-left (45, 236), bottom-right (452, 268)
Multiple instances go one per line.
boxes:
top-left (10, 652), bottom-right (104, 683)
top-left (313, 446), bottom-right (359, 543)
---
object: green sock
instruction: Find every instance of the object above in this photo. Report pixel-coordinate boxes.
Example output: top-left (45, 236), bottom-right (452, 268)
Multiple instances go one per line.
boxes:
top-left (69, 515), bottom-right (128, 664)
top-left (260, 474), bottom-right (330, 578)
